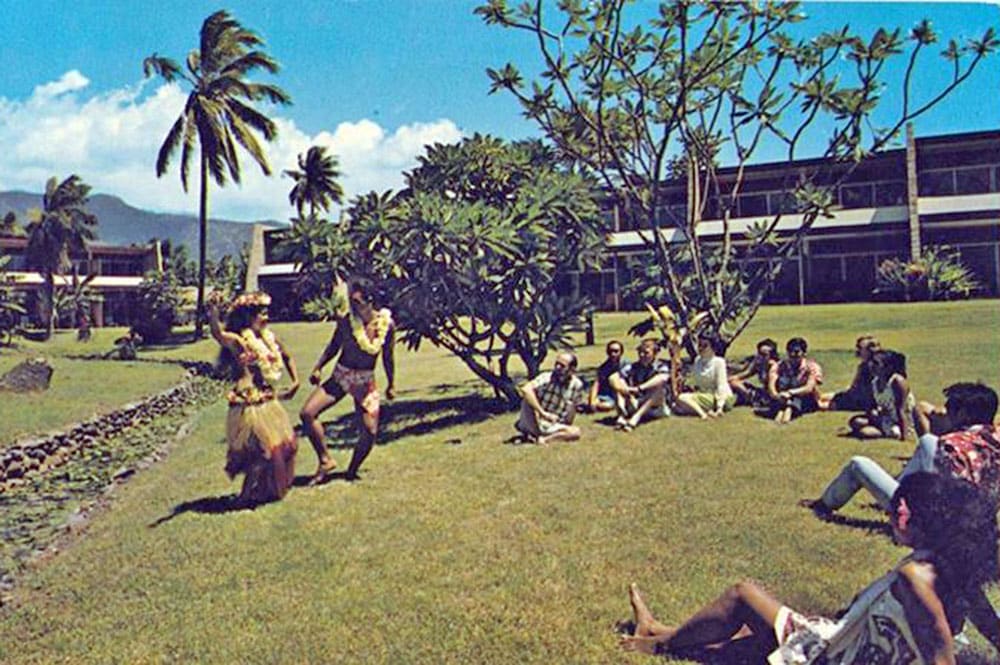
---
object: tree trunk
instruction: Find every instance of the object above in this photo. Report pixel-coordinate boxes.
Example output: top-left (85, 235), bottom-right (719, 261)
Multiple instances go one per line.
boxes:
top-left (195, 153), bottom-right (209, 340)
top-left (43, 274), bottom-right (55, 340)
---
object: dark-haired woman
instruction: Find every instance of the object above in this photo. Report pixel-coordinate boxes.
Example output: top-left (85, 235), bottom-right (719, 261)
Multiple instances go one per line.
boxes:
top-left (729, 338), bottom-right (779, 407)
top-left (620, 472), bottom-right (999, 664)
top-left (209, 292), bottom-right (300, 506)
top-left (675, 336), bottom-right (734, 419)
top-left (848, 350), bottom-right (914, 441)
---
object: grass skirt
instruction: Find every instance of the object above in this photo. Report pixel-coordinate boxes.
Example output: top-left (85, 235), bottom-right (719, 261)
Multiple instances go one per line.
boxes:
top-left (225, 398), bottom-right (297, 504)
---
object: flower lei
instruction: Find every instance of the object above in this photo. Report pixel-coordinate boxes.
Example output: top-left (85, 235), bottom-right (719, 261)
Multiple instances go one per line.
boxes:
top-left (350, 308), bottom-right (392, 356)
top-left (240, 328), bottom-right (283, 384)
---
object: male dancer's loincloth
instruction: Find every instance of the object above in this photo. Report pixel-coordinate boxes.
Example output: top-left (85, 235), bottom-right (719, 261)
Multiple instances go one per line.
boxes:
top-left (322, 363), bottom-right (380, 415)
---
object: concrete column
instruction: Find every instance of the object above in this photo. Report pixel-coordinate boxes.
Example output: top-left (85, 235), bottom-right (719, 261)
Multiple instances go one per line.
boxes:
top-left (905, 123), bottom-right (921, 260)
top-left (244, 223), bottom-right (266, 292)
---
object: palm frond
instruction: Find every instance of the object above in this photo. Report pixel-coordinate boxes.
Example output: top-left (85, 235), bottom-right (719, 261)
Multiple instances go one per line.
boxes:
top-left (142, 54), bottom-right (182, 81)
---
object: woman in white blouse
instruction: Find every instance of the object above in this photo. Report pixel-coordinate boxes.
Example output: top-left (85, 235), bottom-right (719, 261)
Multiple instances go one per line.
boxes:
top-left (674, 335), bottom-right (735, 419)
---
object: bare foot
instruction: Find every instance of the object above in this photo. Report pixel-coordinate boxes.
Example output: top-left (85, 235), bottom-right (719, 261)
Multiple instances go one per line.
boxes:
top-left (629, 583), bottom-right (657, 637)
top-left (619, 634), bottom-right (660, 654)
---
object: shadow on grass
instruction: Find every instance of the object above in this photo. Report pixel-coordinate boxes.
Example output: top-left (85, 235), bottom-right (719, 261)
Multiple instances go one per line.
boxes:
top-left (147, 493), bottom-right (255, 528)
top-left (615, 621), bottom-right (769, 663)
top-left (315, 393), bottom-right (511, 450)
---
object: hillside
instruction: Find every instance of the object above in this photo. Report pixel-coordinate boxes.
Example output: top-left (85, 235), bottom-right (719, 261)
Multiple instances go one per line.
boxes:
top-left (0, 191), bottom-right (285, 260)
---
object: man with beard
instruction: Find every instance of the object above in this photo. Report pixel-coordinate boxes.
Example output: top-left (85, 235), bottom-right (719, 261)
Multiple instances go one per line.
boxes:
top-left (515, 351), bottom-right (585, 445)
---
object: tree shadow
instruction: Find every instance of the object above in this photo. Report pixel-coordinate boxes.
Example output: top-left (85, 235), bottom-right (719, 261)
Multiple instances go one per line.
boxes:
top-left (147, 493), bottom-right (256, 527)
top-left (313, 393), bottom-right (510, 450)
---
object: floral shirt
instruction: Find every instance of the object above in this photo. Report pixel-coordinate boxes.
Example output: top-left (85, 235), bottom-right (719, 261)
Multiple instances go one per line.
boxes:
top-left (933, 424), bottom-right (1000, 501)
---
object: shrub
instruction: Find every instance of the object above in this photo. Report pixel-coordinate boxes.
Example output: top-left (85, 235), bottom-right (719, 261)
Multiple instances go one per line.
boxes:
top-left (130, 271), bottom-right (184, 342)
top-left (874, 246), bottom-right (979, 301)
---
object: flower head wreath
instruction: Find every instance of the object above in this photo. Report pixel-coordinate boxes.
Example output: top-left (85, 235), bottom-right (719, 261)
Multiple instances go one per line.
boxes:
top-left (230, 292), bottom-right (272, 311)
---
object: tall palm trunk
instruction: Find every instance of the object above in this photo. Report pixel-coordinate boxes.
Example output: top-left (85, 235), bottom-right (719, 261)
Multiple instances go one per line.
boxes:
top-left (195, 152), bottom-right (209, 339)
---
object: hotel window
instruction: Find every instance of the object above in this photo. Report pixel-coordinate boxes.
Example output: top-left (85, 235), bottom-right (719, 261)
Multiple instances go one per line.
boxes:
top-left (874, 181), bottom-right (906, 206)
top-left (954, 167), bottom-right (992, 195)
top-left (737, 194), bottom-right (768, 217)
top-left (918, 170), bottom-right (955, 196)
top-left (839, 183), bottom-right (874, 209)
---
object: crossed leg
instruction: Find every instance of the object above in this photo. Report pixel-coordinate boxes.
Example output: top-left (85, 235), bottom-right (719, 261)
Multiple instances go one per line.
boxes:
top-left (619, 581), bottom-right (781, 656)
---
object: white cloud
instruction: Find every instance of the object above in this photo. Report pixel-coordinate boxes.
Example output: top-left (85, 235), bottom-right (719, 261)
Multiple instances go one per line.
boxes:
top-left (0, 71), bottom-right (464, 224)
top-left (31, 70), bottom-right (90, 99)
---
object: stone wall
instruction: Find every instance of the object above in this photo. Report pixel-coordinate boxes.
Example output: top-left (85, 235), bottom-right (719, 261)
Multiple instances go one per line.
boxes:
top-left (0, 365), bottom-right (219, 491)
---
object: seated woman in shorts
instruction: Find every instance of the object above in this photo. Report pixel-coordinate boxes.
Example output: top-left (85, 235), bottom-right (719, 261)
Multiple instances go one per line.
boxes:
top-left (848, 349), bottom-right (915, 441)
top-left (675, 335), bottom-right (735, 419)
top-left (619, 473), bottom-right (999, 664)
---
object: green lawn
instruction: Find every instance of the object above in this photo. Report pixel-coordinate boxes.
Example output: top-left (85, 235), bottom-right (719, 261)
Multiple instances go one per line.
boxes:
top-left (0, 301), bottom-right (998, 663)
top-left (0, 330), bottom-right (188, 443)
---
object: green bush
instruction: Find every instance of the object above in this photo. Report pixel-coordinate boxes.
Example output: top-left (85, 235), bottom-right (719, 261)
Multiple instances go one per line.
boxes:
top-left (130, 271), bottom-right (184, 342)
top-left (874, 245), bottom-right (979, 301)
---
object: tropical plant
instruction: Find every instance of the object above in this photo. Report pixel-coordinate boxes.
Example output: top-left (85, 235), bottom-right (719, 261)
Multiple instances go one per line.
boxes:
top-left (1, 211), bottom-right (25, 237)
top-left (25, 175), bottom-right (98, 339)
top-left (284, 145), bottom-right (345, 220)
top-left (0, 254), bottom-right (26, 347)
top-left (875, 246), bottom-right (980, 302)
top-left (52, 269), bottom-right (98, 330)
top-left (130, 271), bottom-right (185, 343)
top-left (294, 135), bottom-right (607, 404)
top-left (478, 1), bottom-right (998, 355)
top-left (272, 209), bottom-right (355, 317)
top-left (143, 9), bottom-right (291, 339)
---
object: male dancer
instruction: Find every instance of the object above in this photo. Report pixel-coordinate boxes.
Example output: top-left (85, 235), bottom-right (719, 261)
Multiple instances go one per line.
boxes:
top-left (300, 280), bottom-right (395, 482)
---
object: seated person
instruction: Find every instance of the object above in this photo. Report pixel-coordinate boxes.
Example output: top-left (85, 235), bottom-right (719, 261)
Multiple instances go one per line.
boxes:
top-left (819, 335), bottom-right (880, 411)
top-left (728, 337), bottom-right (778, 407)
top-left (804, 382), bottom-right (999, 515)
top-left (104, 328), bottom-right (143, 360)
top-left (675, 335), bottom-right (735, 419)
top-left (620, 473), bottom-right (1000, 663)
top-left (766, 337), bottom-right (823, 424)
top-left (583, 340), bottom-right (623, 413)
top-left (610, 339), bottom-right (671, 432)
top-left (514, 351), bottom-right (585, 445)
top-left (848, 349), bottom-right (914, 441)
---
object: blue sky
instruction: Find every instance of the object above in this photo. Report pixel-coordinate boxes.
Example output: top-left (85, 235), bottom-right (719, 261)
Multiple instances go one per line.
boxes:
top-left (0, 1), bottom-right (997, 222)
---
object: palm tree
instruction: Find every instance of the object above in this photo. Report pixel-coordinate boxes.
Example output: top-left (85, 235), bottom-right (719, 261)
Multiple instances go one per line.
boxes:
top-left (25, 175), bottom-right (97, 339)
top-left (284, 146), bottom-right (344, 219)
top-left (143, 10), bottom-right (291, 338)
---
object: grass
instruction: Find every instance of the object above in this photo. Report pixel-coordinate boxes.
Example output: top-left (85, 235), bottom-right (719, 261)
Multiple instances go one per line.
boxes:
top-left (0, 330), bottom-right (188, 443)
top-left (0, 301), bottom-right (998, 663)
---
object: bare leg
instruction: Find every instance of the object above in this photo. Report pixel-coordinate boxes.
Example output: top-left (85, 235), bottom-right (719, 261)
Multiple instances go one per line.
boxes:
top-left (345, 403), bottom-right (378, 480)
top-left (675, 393), bottom-right (709, 419)
top-left (299, 386), bottom-right (343, 480)
top-left (627, 386), bottom-right (666, 428)
top-left (538, 426), bottom-right (581, 446)
top-left (620, 581), bottom-right (782, 656)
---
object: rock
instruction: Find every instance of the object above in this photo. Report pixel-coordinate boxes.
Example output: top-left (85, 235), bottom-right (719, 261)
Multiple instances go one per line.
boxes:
top-left (0, 357), bottom-right (54, 392)
top-left (5, 461), bottom-right (23, 479)
top-left (112, 467), bottom-right (134, 482)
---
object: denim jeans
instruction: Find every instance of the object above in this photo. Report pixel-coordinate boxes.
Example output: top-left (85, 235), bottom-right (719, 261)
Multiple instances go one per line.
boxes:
top-left (820, 435), bottom-right (939, 510)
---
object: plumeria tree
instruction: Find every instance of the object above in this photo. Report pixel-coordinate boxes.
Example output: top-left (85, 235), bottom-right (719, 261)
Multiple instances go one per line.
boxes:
top-left (282, 135), bottom-right (607, 403)
top-left (478, 0), bottom-right (998, 353)
top-left (143, 10), bottom-right (291, 338)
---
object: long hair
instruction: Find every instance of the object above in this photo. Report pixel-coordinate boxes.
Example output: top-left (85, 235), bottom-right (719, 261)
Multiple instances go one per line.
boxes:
top-left (216, 304), bottom-right (265, 380)
top-left (892, 473), bottom-right (999, 598)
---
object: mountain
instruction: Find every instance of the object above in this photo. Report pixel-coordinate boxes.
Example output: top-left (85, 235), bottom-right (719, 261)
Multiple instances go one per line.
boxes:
top-left (0, 190), bottom-right (285, 260)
